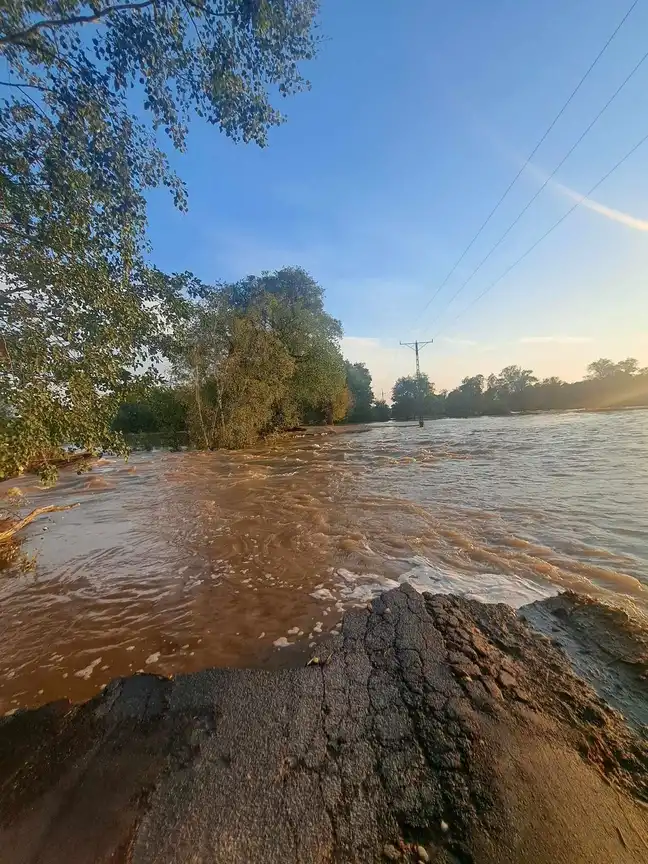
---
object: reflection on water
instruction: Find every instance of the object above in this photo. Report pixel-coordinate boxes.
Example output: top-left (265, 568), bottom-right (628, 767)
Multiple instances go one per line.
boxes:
top-left (1, 411), bottom-right (647, 712)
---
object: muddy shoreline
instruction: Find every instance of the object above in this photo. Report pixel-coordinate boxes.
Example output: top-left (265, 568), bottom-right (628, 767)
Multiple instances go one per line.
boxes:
top-left (1, 585), bottom-right (646, 863)
top-left (522, 590), bottom-right (648, 731)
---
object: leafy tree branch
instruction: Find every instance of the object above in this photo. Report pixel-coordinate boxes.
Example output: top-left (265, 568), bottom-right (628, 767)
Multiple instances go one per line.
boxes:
top-left (0, 2), bottom-right (159, 46)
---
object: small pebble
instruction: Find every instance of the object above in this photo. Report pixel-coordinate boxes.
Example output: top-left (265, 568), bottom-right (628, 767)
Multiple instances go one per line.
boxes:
top-left (440, 819), bottom-right (449, 833)
top-left (416, 846), bottom-right (430, 862)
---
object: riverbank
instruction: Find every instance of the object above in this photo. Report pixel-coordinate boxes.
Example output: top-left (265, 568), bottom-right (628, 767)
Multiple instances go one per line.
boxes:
top-left (523, 590), bottom-right (648, 730)
top-left (1, 584), bottom-right (646, 863)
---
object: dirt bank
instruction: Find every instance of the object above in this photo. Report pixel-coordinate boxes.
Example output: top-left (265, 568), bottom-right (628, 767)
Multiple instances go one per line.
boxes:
top-left (1, 584), bottom-right (646, 863)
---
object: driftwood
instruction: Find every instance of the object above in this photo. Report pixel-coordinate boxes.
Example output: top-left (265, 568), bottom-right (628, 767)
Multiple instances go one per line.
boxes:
top-left (0, 504), bottom-right (79, 543)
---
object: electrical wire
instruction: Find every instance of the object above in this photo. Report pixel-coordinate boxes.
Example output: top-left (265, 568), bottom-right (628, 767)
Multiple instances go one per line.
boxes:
top-left (418, 0), bottom-right (641, 318)
top-left (423, 45), bottom-right (648, 330)
top-left (432, 127), bottom-right (648, 340)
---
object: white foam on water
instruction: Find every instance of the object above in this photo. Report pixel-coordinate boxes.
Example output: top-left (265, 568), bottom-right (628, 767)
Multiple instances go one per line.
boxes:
top-left (333, 557), bottom-right (556, 610)
top-left (74, 657), bottom-right (102, 680)
top-left (398, 556), bottom-right (557, 607)
top-left (311, 587), bottom-right (336, 602)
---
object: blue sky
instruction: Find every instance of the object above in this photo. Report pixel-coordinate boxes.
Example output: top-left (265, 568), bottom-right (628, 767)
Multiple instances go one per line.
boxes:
top-left (146, 0), bottom-right (648, 395)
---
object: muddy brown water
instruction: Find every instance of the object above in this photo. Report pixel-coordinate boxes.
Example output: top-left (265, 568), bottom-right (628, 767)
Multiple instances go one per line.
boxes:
top-left (1, 411), bottom-right (647, 713)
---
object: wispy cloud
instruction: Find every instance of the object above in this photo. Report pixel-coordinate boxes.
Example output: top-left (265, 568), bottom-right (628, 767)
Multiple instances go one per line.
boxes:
top-left (552, 179), bottom-right (648, 232)
top-left (523, 160), bottom-right (648, 233)
top-left (519, 336), bottom-right (593, 345)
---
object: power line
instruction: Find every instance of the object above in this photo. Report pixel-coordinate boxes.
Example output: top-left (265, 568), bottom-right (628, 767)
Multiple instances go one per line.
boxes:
top-left (433, 127), bottom-right (648, 340)
top-left (418, 0), bottom-right (641, 319)
top-left (424, 44), bottom-right (648, 330)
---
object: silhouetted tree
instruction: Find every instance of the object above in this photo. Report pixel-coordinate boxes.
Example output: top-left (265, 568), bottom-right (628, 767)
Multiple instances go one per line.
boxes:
top-left (372, 400), bottom-right (391, 422)
top-left (388, 359), bottom-right (648, 419)
top-left (391, 375), bottom-right (443, 420)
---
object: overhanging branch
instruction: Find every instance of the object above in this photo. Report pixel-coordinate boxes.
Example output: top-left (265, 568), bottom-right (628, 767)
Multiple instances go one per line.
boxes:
top-left (0, 1), bottom-right (158, 46)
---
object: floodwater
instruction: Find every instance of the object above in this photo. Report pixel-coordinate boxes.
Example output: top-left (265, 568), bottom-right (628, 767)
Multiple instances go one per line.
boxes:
top-left (1, 410), bottom-right (647, 713)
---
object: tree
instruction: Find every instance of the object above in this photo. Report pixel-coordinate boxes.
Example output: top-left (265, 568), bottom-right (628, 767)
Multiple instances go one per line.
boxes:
top-left (223, 267), bottom-right (346, 425)
top-left (460, 374), bottom-right (485, 397)
top-left (176, 298), bottom-right (295, 449)
top-left (114, 386), bottom-right (187, 446)
top-left (391, 376), bottom-right (418, 421)
top-left (0, 2), bottom-right (319, 478)
top-left (344, 362), bottom-right (374, 423)
top-left (1, 259), bottom-right (196, 480)
top-left (616, 358), bottom-right (639, 376)
top-left (391, 374), bottom-right (440, 421)
top-left (371, 400), bottom-right (391, 422)
top-left (480, 365), bottom-right (538, 412)
top-left (0, 2), bottom-right (318, 151)
top-left (496, 365), bottom-right (538, 394)
top-left (329, 386), bottom-right (352, 424)
top-left (175, 267), bottom-right (347, 445)
top-left (445, 374), bottom-right (484, 417)
top-left (586, 359), bottom-right (617, 380)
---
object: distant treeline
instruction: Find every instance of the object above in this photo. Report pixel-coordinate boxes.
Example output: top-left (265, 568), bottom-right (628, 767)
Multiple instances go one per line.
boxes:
top-left (389, 359), bottom-right (648, 421)
top-left (116, 333), bottom-right (648, 446)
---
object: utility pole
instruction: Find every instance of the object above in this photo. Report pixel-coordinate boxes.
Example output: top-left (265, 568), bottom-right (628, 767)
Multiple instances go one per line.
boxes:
top-left (400, 339), bottom-right (433, 427)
